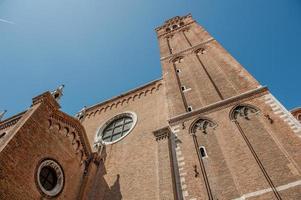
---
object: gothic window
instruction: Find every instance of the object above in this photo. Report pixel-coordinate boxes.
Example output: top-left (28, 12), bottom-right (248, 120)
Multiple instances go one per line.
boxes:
top-left (199, 146), bottom-right (207, 158)
top-left (36, 159), bottom-right (64, 197)
top-left (231, 105), bottom-right (260, 120)
top-left (191, 118), bottom-right (217, 134)
top-left (95, 112), bottom-right (137, 145)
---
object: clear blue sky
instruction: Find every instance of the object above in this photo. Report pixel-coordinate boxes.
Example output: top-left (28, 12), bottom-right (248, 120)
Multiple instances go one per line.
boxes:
top-left (1, 0), bottom-right (300, 117)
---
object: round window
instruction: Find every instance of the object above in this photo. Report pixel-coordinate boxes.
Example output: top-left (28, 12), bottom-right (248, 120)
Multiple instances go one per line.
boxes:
top-left (36, 159), bottom-right (64, 197)
top-left (95, 112), bottom-right (137, 145)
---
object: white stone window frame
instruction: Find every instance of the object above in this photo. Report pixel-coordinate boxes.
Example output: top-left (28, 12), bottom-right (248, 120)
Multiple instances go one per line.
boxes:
top-left (36, 159), bottom-right (64, 197)
top-left (181, 85), bottom-right (191, 93)
top-left (94, 111), bottom-right (138, 146)
top-left (199, 146), bottom-right (208, 158)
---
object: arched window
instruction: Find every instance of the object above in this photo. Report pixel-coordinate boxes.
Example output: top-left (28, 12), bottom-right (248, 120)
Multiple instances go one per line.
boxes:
top-left (231, 105), bottom-right (260, 120)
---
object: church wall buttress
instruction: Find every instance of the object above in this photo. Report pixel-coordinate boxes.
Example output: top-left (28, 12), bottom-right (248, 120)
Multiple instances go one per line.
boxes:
top-left (154, 128), bottom-right (176, 200)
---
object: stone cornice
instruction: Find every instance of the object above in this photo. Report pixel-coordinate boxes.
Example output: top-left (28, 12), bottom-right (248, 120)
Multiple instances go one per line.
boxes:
top-left (160, 38), bottom-right (215, 61)
top-left (169, 86), bottom-right (269, 125)
top-left (153, 127), bottom-right (171, 141)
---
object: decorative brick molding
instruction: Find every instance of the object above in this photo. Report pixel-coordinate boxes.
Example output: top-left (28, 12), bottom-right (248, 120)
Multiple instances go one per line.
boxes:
top-left (155, 14), bottom-right (192, 32)
top-left (49, 112), bottom-right (91, 163)
top-left (158, 20), bottom-right (195, 38)
top-left (84, 79), bottom-right (163, 120)
top-left (264, 93), bottom-right (301, 135)
top-left (30, 90), bottom-right (92, 163)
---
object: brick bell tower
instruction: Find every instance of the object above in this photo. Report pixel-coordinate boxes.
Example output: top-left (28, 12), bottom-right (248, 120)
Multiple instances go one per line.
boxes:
top-left (156, 14), bottom-right (301, 199)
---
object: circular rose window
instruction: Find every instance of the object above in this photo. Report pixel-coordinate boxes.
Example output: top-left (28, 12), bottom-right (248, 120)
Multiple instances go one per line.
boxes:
top-left (36, 159), bottom-right (64, 197)
top-left (95, 112), bottom-right (137, 145)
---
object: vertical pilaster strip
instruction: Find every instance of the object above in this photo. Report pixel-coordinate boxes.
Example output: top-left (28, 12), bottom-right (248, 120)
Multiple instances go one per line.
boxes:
top-left (166, 37), bottom-right (173, 54)
top-left (195, 54), bottom-right (224, 100)
top-left (182, 30), bottom-right (192, 47)
top-left (172, 63), bottom-right (188, 111)
top-left (154, 127), bottom-right (177, 200)
top-left (192, 133), bottom-right (214, 200)
top-left (234, 120), bottom-right (282, 200)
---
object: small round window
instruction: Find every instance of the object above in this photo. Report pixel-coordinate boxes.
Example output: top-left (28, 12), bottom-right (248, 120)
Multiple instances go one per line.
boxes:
top-left (36, 159), bottom-right (64, 197)
top-left (95, 112), bottom-right (137, 145)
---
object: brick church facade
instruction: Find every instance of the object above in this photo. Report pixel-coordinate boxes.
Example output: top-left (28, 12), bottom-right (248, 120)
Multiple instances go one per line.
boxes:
top-left (1, 14), bottom-right (301, 200)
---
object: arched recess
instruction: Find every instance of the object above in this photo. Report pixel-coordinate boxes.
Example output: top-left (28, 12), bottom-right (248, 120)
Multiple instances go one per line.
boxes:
top-left (189, 118), bottom-right (216, 199)
top-left (190, 117), bottom-right (238, 199)
top-left (229, 104), bottom-right (283, 199)
top-left (193, 47), bottom-right (206, 55)
top-left (190, 118), bottom-right (217, 134)
top-left (170, 56), bottom-right (184, 64)
top-left (230, 104), bottom-right (260, 121)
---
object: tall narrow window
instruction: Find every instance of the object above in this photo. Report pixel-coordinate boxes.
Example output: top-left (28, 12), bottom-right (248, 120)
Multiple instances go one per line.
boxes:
top-left (199, 146), bottom-right (207, 158)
